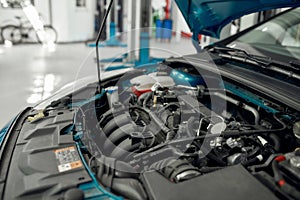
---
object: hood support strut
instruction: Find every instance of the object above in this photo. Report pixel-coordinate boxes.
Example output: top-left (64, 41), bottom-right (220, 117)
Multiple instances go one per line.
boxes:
top-left (96, 0), bottom-right (115, 90)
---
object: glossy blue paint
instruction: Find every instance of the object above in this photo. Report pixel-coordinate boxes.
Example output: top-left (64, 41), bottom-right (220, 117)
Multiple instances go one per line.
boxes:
top-left (170, 68), bottom-right (205, 87)
top-left (104, 65), bottom-right (132, 71)
top-left (225, 84), bottom-right (278, 114)
top-left (175, 0), bottom-right (300, 39)
top-left (0, 118), bottom-right (16, 148)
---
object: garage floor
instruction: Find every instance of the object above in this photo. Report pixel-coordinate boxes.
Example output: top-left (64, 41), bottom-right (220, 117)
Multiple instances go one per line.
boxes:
top-left (0, 38), bottom-right (195, 127)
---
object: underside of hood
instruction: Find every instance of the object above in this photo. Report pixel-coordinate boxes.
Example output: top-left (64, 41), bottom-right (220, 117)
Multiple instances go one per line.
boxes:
top-left (175, 0), bottom-right (300, 39)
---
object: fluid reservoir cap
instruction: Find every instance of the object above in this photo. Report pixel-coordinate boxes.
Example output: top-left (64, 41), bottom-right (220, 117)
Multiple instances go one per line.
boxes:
top-left (293, 122), bottom-right (300, 139)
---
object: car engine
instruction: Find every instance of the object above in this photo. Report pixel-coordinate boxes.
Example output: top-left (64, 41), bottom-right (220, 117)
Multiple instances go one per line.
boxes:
top-left (72, 65), bottom-right (300, 200)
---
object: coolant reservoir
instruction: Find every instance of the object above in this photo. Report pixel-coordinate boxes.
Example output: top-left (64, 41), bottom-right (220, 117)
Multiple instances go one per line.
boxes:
top-left (130, 73), bottom-right (175, 97)
top-left (148, 72), bottom-right (175, 86)
top-left (106, 86), bottom-right (119, 107)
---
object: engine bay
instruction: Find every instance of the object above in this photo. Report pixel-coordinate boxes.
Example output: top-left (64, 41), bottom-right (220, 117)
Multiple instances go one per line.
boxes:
top-left (59, 62), bottom-right (300, 200)
top-left (10, 62), bottom-right (298, 200)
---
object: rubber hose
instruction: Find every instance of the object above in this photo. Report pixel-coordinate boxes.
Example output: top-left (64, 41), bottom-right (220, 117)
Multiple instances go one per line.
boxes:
top-left (269, 133), bottom-right (281, 151)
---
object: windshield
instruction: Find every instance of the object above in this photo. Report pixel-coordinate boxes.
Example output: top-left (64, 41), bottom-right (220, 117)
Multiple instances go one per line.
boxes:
top-left (230, 8), bottom-right (300, 61)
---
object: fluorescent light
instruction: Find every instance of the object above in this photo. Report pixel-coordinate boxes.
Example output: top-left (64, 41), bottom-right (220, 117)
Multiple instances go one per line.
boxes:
top-left (22, 2), bottom-right (44, 31)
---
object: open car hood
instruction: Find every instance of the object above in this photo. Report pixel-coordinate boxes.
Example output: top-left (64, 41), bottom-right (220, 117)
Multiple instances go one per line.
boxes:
top-left (175, 0), bottom-right (300, 39)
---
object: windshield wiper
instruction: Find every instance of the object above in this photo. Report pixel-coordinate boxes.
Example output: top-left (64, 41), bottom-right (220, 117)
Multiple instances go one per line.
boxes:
top-left (211, 46), bottom-right (300, 81)
top-left (212, 46), bottom-right (270, 64)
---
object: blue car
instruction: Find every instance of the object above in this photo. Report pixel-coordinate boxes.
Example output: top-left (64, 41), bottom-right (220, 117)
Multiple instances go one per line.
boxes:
top-left (1, 1), bottom-right (300, 199)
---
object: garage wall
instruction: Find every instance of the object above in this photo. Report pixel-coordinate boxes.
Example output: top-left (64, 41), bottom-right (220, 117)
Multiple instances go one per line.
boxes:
top-left (51, 0), bottom-right (96, 42)
top-left (172, 1), bottom-right (191, 34)
top-left (0, 8), bottom-right (24, 26)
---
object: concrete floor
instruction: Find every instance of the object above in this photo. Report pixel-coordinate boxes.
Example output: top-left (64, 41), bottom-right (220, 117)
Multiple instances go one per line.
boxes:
top-left (0, 38), bottom-right (195, 127)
